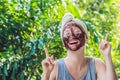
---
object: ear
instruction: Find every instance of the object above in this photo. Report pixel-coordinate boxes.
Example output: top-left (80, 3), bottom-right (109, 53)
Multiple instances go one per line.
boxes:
top-left (85, 35), bottom-right (88, 43)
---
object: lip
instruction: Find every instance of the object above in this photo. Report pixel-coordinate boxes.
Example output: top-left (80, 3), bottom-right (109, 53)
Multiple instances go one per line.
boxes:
top-left (68, 40), bottom-right (78, 45)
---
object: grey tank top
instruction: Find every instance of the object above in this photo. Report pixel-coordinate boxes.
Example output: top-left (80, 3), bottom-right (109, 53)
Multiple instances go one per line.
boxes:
top-left (56, 57), bottom-right (96, 80)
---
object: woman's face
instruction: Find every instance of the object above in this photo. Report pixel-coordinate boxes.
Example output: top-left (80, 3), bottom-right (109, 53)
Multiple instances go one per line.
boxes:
top-left (63, 25), bottom-right (85, 51)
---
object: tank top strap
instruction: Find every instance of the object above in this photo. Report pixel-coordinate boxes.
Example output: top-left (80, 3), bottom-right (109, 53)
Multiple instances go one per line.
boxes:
top-left (81, 57), bottom-right (97, 80)
top-left (56, 59), bottom-right (73, 80)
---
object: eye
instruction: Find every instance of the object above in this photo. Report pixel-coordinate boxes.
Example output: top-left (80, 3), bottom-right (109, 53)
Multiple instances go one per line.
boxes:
top-left (63, 32), bottom-right (69, 37)
top-left (75, 33), bottom-right (80, 36)
top-left (74, 31), bottom-right (81, 36)
top-left (63, 29), bottom-right (71, 37)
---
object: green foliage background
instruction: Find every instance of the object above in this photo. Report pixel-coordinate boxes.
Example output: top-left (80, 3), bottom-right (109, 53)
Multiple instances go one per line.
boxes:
top-left (0, 0), bottom-right (120, 80)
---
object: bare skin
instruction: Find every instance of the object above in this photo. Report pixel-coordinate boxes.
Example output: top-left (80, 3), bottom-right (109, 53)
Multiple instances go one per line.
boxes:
top-left (41, 32), bottom-right (117, 80)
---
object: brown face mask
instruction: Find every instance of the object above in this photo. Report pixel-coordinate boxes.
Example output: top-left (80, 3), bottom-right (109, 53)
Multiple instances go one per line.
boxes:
top-left (62, 23), bottom-right (85, 51)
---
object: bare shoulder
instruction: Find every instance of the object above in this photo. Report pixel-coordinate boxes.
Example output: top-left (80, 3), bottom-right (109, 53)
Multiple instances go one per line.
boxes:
top-left (94, 58), bottom-right (106, 79)
top-left (49, 61), bottom-right (58, 80)
top-left (94, 58), bottom-right (106, 71)
top-left (94, 58), bottom-right (105, 66)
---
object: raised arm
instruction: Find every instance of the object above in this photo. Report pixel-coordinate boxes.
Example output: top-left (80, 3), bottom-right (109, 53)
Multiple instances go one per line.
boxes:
top-left (96, 34), bottom-right (117, 80)
top-left (41, 48), bottom-right (55, 80)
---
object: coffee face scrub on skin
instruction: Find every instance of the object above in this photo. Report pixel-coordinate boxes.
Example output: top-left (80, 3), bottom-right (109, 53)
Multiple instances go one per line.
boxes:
top-left (62, 22), bottom-right (85, 51)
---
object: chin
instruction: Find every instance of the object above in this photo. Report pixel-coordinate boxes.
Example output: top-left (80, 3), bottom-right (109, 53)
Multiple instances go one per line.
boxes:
top-left (69, 45), bottom-right (85, 51)
top-left (69, 47), bottom-right (80, 51)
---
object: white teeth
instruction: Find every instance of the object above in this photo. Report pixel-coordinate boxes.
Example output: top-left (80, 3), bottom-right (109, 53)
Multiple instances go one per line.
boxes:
top-left (69, 41), bottom-right (78, 45)
top-left (69, 41), bottom-right (77, 44)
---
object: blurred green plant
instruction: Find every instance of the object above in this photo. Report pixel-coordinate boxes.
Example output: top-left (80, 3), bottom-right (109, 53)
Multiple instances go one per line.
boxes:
top-left (0, 0), bottom-right (120, 80)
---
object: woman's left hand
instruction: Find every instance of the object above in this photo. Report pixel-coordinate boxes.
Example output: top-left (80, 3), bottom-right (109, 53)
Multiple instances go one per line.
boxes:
top-left (99, 34), bottom-right (111, 58)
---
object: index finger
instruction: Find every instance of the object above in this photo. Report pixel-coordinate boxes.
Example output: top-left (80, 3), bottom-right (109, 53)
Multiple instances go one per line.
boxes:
top-left (105, 33), bottom-right (108, 41)
top-left (44, 47), bottom-right (49, 57)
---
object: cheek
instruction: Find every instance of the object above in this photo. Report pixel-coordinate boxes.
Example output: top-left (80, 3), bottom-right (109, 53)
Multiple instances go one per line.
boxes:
top-left (80, 36), bottom-right (85, 45)
top-left (63, 37), bottom-right (69, 45)
top-left (78, 33), bottom-right (85, 40)
top-left (63, 37), bottom-right (69, 48)
top-left (63, 37), bottom-right (68, 42)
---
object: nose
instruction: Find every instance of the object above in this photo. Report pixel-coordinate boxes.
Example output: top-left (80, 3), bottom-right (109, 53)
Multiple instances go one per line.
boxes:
top-left (69, 34), bottom-right (75, 40)
top-left (68, 29), bottom-right (75, 40)
top-left (71, 28), bottom-right (76, 36)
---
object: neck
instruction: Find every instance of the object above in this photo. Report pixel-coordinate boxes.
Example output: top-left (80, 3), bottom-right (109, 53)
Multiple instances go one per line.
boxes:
top-left (65, 46), bottom-right (86, 67)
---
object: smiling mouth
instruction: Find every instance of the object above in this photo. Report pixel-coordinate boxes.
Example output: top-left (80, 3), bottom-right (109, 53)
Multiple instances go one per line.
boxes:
top-left (69, 41), bottom-right (78, 45)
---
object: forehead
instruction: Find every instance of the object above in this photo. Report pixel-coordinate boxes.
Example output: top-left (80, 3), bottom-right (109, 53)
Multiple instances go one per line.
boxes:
top-left (63, 21), bottom-right (83, 31)
top-left (64, 25), bottom-right (81, 31)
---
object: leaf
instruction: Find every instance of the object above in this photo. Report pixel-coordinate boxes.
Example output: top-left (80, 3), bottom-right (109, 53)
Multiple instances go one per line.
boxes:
top-left (20, 71), bottom-right (24, 80)
top-left (94, 32), bottom-right (99, 43)
top-left (4, 66), bottom-right (8, 76)
top-left (30, 42), bottom-right (35, 55)
top-left (38, 37), bottom-right (44, 49)
top-left (14, 62), bottom-right (17, 70)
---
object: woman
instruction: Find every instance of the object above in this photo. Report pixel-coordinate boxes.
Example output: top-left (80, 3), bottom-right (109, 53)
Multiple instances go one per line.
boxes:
top-left (41, 13), bottom-right (117, 80)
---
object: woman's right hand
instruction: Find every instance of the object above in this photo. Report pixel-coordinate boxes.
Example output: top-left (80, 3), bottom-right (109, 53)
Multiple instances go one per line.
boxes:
top-left (42, 48), bottom-right (55, 74)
